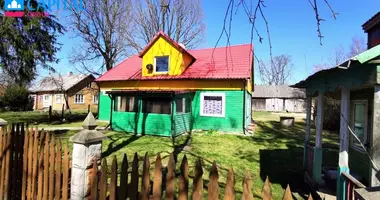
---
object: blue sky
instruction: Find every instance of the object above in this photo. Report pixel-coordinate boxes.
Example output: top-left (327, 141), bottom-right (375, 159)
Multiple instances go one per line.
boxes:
top-left (44, 0), bottom-right (379, 85)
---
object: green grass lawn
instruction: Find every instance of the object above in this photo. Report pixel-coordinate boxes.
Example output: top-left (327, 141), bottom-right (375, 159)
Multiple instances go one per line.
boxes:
top-left (52, 111), bottom-right (339, 199)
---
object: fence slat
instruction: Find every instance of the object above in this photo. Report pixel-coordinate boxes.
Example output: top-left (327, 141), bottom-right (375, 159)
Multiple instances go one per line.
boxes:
top-left (262, 176), bottom-right (272, 200)
top-left (21, 125), bottom-right (29, 200)
top-left (282, 185), bottom-right (292, 200)
top-left (224, 168), bottom-right (235, 200)
top-left (208, 161), bottom-right (219, 200)
top-left (90, 160), bottom-right (98, 200)
top-left (130, 153), bottom-right (139, 200)
top-left (119, 154), bottom-right (128, 200)
top-left (26, 128), bottom-right (34, 200)
top-left (152, 153), bottom-right (162, 200)
top-left (55, 139), bottom-right (62, 200)
top-left (11, 124), bottom-right (18, 200)
top-left (18, 123), bottom-right (25, 200)
top-left (4, 127), bottom-right (11, 200)
top-left (31, 128), bottom-right (39, 200)
top-left (99, 159), bottom-right (107, 200)
top-left (192, 159), bottom-right (203, 200)
top-left (110, 156), bottom-right (118, 200)
top-left (166, 153), bottom-right (175, 200)
top-left (37, 130), bottom-right (46, 200)
top-left (62, 143), bottom-right (69, 200)
top-left (307, 194), bottom-right (313, 200)
top-left (140, 153), bottom-right (150, 200)
top-left (0, 126), bottom-right (5, 200)
top-left (179, 155), bottom-right (189, 200)
top-left (242, 170), bottom-right (253, 200)
top-left (48, 134), bottom-right (55, 200)
top-left (43, 132), bottom-right (50, 200)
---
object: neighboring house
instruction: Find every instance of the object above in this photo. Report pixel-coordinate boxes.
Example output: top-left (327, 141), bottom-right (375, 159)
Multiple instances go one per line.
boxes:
top-left (96, 31), bottom-right (253, 136)
top-left (293, 12), bottom-right (380, 199)
top-left (29, 72), bottom-right (99, 112)
top-left (252, 85), bottom-right (306, 112)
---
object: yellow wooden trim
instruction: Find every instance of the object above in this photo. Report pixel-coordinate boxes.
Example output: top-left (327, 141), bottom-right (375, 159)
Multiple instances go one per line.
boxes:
top-left (99, 79), bottom-right (245, 91)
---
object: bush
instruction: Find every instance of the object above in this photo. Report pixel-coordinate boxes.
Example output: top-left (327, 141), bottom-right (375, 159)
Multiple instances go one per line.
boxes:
top-left (2, 84), bottom-right (33, 111)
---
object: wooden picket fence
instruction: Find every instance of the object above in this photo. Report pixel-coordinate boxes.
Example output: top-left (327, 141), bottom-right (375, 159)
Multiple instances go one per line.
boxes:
top-left (0, 124), bottom-right (71, 200)
top-left (90, 153), bottom-right (314, 200)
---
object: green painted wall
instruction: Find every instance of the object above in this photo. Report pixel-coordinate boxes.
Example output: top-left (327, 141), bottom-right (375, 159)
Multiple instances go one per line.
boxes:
top-left (99, 92), bottom-right (111, 121)
top-left (192, 90), bottom-right (244, 132)
top-left (174, 113), bottom-right (192, 135)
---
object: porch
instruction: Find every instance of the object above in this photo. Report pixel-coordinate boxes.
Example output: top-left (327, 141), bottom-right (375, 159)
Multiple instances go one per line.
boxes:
top-left (106, 90), bottom-right (194, 137)
top-left (294, 45), bottom-right (380, 199)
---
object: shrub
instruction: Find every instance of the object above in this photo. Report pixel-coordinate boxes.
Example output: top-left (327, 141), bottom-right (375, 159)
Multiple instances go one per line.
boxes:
top-left (2, 84), bottom-right (33, 111)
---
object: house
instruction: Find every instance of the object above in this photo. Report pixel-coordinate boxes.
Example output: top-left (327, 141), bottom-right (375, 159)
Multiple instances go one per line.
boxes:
top-left (293, 12), bottom-right (380, 199)
top-left (29, 72), bottom-right (99, 112)
top-left (96, 31), bottom-right (253, 136)
top-left (252, 85), bottom-right (306, 112)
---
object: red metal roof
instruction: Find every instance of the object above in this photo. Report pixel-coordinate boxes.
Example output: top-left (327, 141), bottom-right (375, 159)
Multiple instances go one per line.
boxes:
top-left (96, 44), bottom-right (253, 82)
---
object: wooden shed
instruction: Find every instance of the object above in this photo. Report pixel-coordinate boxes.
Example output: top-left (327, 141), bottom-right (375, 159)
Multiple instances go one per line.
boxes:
top-left (252, 85), bottom-right (306, 112)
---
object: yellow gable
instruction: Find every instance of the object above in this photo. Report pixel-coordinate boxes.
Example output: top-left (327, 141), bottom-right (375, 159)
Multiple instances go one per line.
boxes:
top-left (141, 36), bottom-right (193, 76)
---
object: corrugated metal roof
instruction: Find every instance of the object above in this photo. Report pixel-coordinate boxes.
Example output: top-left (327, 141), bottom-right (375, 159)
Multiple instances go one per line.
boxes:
top-left (96, 44), bottom-right (253, 81)
top-left (252, 85), bottom-right (306, 98)
top-left (29, 74), bottom-right (93, 92)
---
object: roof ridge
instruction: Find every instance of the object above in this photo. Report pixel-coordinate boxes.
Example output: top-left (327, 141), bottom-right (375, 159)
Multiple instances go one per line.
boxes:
top-left (188, 43), bottom-right (252, 52)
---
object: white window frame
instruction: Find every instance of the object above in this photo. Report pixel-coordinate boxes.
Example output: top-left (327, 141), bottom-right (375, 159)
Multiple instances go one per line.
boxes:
top-left (55, 94), bottom-right (63, 104)
top-left (74, 94), bottom-right (85, 104)
top-left (200, 92), bottom-right (225, 118)
top-left (93, 95), bottom-right (99, 104)
top-left (350, 100), bottom-right (368, 153)
top-left (154, 55), bottom-right (170, 73)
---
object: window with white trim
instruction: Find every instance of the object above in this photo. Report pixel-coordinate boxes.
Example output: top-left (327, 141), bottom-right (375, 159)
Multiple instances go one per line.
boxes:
top-left (55, 94), bottom-right (63, 104)
top-left (350, 100), bottom-right (368, 152)
top-left (200, 93), bottom-right (225, 117)
top-left (93, 95), bottom-right (99, 104)
top-left (154, 56), bottom-right (169, 73)
top-left (74, 94), bottom-right (84, 104)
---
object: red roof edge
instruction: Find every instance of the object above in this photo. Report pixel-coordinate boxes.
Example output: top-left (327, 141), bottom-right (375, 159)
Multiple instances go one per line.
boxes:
top-left (138, 31), bottom-right (196, 62)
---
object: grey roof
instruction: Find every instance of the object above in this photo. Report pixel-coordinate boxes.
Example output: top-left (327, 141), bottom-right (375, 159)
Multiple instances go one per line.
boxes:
top-left (29, 74), bottom-right (93, 92)
top-left (252, 85), bottom-right (306, 98)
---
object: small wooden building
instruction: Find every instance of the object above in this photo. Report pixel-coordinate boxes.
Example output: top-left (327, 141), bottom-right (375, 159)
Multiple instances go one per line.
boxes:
top-left (252, 85), bottom-right (306, 112)
top-left (293, 12), bottom-right (380, 200)
top-left (96, 32), bottom-right (253, 136)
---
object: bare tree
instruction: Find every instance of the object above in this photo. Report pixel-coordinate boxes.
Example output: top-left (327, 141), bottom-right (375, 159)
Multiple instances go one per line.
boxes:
top-left (128, 0), bottom-right (205, 51)
top-left (258, 54), bottom-right (294, 85)
top-left (313, 36), bottom-right (366, 72)
top-left (348, 36), bottom-right (366, 57)
top-left (67, 0), bottom-right (134, 75)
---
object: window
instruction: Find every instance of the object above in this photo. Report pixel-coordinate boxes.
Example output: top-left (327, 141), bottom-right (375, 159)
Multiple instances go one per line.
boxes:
top-left (200, 93), bottom-right (225, 117)
top-left (87, 82), bottom-right (92, 88)
top-left (176, 97), bottom-right (191, 113)
top-left (74, 94), bottom-right (84, 104)
top-left (39, 95), bottom-right (43, 101)
top-left (44, 95), bottom-right (50, 101)
top-left (55, 94), bottom-right (63, 104)
top-left (143, 97), bottom-right (171, 114)
top-left (114, 96), bottom-right (137, 112)
top-left (155, 56), bottom-right (169, 73)
top-left (93, 95), bottom-right (99, 104)
top-left (350, 100), bottom-right (368, 152)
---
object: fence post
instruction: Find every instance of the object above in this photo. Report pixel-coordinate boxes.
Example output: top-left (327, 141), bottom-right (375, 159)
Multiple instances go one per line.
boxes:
top-left (69, 112), bottom-right (107, 200)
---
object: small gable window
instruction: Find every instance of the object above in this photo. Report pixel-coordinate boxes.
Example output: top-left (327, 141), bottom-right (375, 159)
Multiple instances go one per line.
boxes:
top-left (155, 56), bottom-right (169, 73)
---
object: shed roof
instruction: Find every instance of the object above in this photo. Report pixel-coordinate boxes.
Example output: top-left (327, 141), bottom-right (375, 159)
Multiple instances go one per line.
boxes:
top-left (252, 85), bottom-right (306, 98)
top-left (96, 44), bottom-right (253, 82)
top-left (29, 74), bottom-right (94, 93)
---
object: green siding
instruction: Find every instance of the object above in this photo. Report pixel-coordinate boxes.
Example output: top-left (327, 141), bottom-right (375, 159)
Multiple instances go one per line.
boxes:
top-left (112, 111), bottom-right (172, 136)
top-left (174, 113), bottom-right (192, 135)
top-left (99, 92), bottom-right (111, 121)
top-left (192, 90), bottom-right (244, 132)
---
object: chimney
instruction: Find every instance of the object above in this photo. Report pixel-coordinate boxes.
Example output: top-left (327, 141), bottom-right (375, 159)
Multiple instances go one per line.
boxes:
top-left (68, 71), bottom-right (73, 76)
